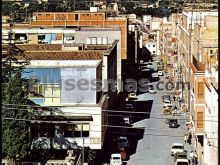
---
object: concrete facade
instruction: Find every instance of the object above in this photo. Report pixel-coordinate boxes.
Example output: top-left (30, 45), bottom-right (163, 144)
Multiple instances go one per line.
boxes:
top-left (75, 28), bottom-right (122, 82)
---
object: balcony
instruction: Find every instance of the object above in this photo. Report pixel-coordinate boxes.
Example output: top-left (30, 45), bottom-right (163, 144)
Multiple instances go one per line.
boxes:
top-left (190, 56), bottom-right (205, 73)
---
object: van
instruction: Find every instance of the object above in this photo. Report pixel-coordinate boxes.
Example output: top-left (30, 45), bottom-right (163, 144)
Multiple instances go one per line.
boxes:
top-left (110, 153), bottom-right (122, 165)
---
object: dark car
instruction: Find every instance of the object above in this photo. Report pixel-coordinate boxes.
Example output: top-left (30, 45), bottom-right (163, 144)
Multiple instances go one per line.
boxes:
top-left (169, 119), bottom-right (179, 128)
top-left (174, 151), bottom-right (187, 162)
top-left (125, 101), bottom-right (135, 111)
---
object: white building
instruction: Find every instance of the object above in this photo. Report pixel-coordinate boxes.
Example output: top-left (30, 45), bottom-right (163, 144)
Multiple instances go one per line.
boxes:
top-left (203, 49), bottom-right (218, 165)
top-left (5, 41), bottom-right (119, 150)
top-left (128, 14), bottom-right (137, 23)
top-left (142, 15), bottom-right (152, 24)
top-left (143, 39), bottom-right (157, 55)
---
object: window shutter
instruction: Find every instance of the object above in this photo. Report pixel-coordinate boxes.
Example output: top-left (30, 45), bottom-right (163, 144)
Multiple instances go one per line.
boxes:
top-left (197, 82), bottom-right (204, 99)
top-left (197, 112), bottom-right (203, 128)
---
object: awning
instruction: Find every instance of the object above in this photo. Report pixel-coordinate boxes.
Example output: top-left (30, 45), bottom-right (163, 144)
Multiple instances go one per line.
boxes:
top-left (30, 115), bottom-right (93, 124)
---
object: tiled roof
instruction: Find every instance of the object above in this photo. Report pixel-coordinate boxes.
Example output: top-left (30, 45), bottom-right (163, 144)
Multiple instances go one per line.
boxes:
top-left (2, 44), bottom-right (62, 51)
top-left (80, 27), bottom-right (120, 31)
top-left (86, 45), bottom-right (110, 50)
top-left (19, 51), bottom-right (104, 60)
top-left (17, 44), bottom-right (62, 51)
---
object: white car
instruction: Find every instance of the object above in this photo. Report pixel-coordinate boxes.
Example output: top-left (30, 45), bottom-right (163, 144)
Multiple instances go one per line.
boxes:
top-left (123, 116), bottom-right (132, 125)
top-left (174, 158), bottom-right (189, 165)
top-left (172, 109), bottom-right (181, 116)
top-left (127, 93), bottom-right (137, 100)
top-left (110, 153), bottom-right (122, 165)
top-left (171, 143), bottom-right (185, 156)
top-left (158, 70), bottom-right (163, 76)
top-left (149, 88), bottom-right (156, 94)
top-left (163, 103), bottom-right (173, 109)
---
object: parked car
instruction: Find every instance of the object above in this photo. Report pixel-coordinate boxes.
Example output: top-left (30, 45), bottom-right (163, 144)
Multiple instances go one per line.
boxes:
top-left (149, 87), bottom-right (156, 94)
top-left (169, 119), bottom-right (179, 128)
top-left (172, 109), bottom-right (181, 116)
top-left (125, 101), bottom-right (135, 111)
top-left (174, 151), bottom-right (187, 162)
top-left (110, 153), bottom-right (122, 165)
top-left (122, 116), bottom-right (132, 126)
top-left (171, 143), bottom-right (184, 156)
top-left (126, 92), bottom-right (137, 101)
top-left (158, 70), bottom-right (163, 76)
top-left (161, 94), bottom-right (171, 103)
top-left (117, 136), bottom-right (129, 149)
top-left (174, 158), bottom-right (189, 165)
top-left (163, 103), bottom-right (173, 109)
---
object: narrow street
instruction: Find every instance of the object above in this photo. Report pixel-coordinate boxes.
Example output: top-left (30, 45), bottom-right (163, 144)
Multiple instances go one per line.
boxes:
top-left (127, 77), bottom-right (193, 165)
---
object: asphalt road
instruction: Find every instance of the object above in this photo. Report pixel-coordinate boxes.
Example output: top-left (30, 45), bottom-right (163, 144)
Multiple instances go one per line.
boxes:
top-left (127, 77), bottom-right (191, 165)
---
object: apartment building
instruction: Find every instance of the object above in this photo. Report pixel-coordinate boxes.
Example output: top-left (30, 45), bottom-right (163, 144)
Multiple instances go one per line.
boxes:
top-left (29, 11), bottom-right (127, 60)
top-left (177, 9), bottom-right (218, 110)
top-left (2, 27), bottom-right (123, 88)
top-left (143, 32), bottom-right (157, 55)
top-left (203, 47), bottom-right (218, 165)
top-left (189, 15), bottom-right (218, 164)
top-left (159, 14), bottom-right (180, 78)
top-left (2, 40), bottom-right (119, 150)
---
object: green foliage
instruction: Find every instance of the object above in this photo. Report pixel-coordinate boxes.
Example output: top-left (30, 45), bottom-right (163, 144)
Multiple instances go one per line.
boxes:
top-left (84, 147), bottom-right (97, 165)
top-left (2, 42), bottom-right (32, 160)
top-left (2, 71), bottom-right (31, 160)
top-left (126, 7), bottom-right (171, 18)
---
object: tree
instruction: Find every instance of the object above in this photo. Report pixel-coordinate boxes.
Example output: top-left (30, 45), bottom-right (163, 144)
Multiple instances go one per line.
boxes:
top-left (2, 71), bottom-right (31, 161)
top-left (2, 24), bottom-right (32, 162)
top-left (84, 147), bottom-right (97, 165)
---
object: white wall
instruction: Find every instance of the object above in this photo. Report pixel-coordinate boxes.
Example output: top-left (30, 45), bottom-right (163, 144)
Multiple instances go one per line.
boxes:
top-left (204, 85), bottom-right (218, 165)
top-left (144, 41), bottom-right (157, 54)
top-left (61, 106), bottom-right (103, 149)
top-left (150, 21), bottom-right (160, 31)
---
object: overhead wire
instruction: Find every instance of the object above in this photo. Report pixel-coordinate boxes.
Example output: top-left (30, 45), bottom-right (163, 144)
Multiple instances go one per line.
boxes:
top-left (2, 106), bottom-right (219, 122)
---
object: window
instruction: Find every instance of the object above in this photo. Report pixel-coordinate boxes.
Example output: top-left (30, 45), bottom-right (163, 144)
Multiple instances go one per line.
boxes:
top-left (79, 46), bottom-right (83, 50)
top-left (210, 50), bottom-right (213, 54)
top-left (153, 51), bottom-right (155, 53)
top-left (97, 37), bottom-right (102, 45)
top-left (86, 38), bottom-right (91, 44)
top-left (63, 124), bottom-right (75, 137)
top-left (72, 124), bottom-right (90, 137)
top-left (33, 84), bottom-right (45, 95)
top-left (197, 82), bottom-right (204, 99)
top-left (102, 37), bottom-right (108, 44)
top-left (38, 34), bottom-right (46, 44)
top-left (64, 34), bottom-right (75, 44)
top-left (197, 112), bottom-right (203, 128)
top-left (31, 124), bottom-right (55, 138)
top-left (75, 14), bottom-right (79, 20)
top-left (91, 37), bottom-right (97, 45)
top-left (153, 45), bottom-right (155, 47)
